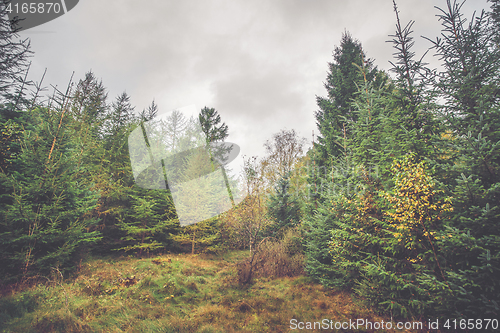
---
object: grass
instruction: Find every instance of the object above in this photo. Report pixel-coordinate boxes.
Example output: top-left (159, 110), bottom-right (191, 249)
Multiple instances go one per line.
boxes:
top-left (1, 251), bottom-right (424, 332)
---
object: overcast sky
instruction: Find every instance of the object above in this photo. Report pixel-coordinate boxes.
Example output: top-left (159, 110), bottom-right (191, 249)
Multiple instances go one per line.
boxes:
top-left (19, 0), bottom-right (491, 174)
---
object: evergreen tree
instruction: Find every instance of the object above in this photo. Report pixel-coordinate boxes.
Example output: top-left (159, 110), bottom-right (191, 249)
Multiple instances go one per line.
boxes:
top-left (303, 56), bottom-right (391, 289)
top-left (140, 99), bottom-right (158, 122)
top-left (198, 106), bottom-right (228, 144)
top-left (116, 191), bottom-right (177, 256)
top-left (97, 97), bottom-right (151, 253)
top-left (170, 142), bottom-right (223, 254)
top-left (0, 109), bottom-right (24, 172)
top-left (266, 172), bottom-right (301, 237)
top-left (108, 92), bottom-right (135, 137)
top-left (0, 3), bottom-right (32, 104)
top-left (349, 65), bottom-right (392, 172)
top-left (385, 0), bottom-right (440, 161)
top-left (488, 0), bottom-right (500, 44)
top-left (424, 0), bottom-right (500, 317)
top-left (0, 92), bottom-right (101, 282)
top-left (197, 106), bottom-right (237, 205)
top-left (102, 99), bottom-right (180, 255)
top-left (67, 81), bottom-right (133, 253)
top-left (303, 0), bottom-right (500, 319)
top-left (70, 71), bottom-right (108, 132)
top-left (0, 3), bottom-right (32, 171)
top-left (314, 32), bottom-right (384, 166)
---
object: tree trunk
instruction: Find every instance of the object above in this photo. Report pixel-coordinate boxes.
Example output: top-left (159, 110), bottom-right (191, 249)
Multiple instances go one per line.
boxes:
top-left (191, 230), bottom-right (195, 254)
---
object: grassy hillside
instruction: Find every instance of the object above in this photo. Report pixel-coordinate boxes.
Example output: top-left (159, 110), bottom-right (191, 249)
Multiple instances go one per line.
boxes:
top-left (0, 251), bottom-right (419, 333)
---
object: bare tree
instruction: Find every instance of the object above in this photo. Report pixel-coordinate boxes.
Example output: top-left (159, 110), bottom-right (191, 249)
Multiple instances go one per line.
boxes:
top-left (263, 129), bottom-right (307, 185)
top-left (219, 156), bottom-right (271, 284)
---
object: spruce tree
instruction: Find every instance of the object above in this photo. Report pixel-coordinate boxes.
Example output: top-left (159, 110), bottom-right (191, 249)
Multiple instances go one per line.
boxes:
top-left (302, 0), bottom-right (500, 319)
top-left (314, 31), bottom-right (384, 166)
top-left (385, 0), bottom-right (440, 162)
top-left (108, 92), bottom-right (135, 137)
top-left (70, 71), bottom-right (108, 131)
top-left (170, 139), bottom-right (222, 254)
top-left (0, 2), bottom-right (32, 104)
top-left (197, 106), bottom-right (237, 205)
top-left (0, 89), bottom-right (101, 282)
top-left (116, 192), bottom-right (176, 256)
top-left (424, 0), bottom-right (500, 317)
top-left (198, 106), bottom-right (228, 144)
top-left (140, 99), bottom-right (158, 122)
top-left (488, 0), bottom-right (500, 45)
top-left (94, 92), bottom-right (162, 254)
top-left (266, 172), bottom-right (301, 237)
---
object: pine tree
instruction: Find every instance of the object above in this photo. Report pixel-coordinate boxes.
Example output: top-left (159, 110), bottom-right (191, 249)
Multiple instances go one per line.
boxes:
top-left (70, 71), bottom-right (108, 124)
top-left (0, 88), bottom-right (101, 282)
top-left (0, 3), bottom-right (32, 104)
top-left (198, 106), bottom-right (228, 144)
top-left (197, 106), bottom-right (238, 205)
top-left (108, 92), bottom-right (135, 137)
top-left (140, 99), bottom-right (158, 122)
top-left (314, 32), bottom-right (385, 166)
top-left (302, 0), bottom-right (500, 319)
top-left (0, 110), bottom-right (24, 172)
top-left (170, 146), bottom-right (223, 254)
top-left (116, 192), bottom-right (176, 256)
top-left (0, 4), bottom-right (32, 173)
top-left (266, 172), bottom-right (301, 237)
top-left (97, 95), bottom-right (149, 253)
top-left (423, 0), bottom-right (500, 317)
top-left (488, 0), bottom-right (500, 45)
top-left (164, 109), bottom-right (188, 153)
top-left (349, 65), bottom-right (391, 172)
top-left (385, 0), bottom-right (441, 161)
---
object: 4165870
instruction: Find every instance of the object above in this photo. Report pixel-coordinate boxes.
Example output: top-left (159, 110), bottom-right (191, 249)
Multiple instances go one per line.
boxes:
top-left (5, 2), bottom-right (62, 14)
top-left (443, 318), bottom-right (498, 330)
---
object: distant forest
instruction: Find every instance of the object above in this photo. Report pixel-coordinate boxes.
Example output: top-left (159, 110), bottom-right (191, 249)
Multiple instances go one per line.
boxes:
top-left (1, 0), bottom-right (499, 320)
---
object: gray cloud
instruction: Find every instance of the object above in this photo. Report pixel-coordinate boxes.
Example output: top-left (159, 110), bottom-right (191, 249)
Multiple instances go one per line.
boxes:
top-left (21, 0), bottom-right (491, 170)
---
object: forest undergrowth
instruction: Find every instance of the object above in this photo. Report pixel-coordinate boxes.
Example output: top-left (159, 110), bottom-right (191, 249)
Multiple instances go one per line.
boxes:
top-left (0, 251), bottom-right (421, 333)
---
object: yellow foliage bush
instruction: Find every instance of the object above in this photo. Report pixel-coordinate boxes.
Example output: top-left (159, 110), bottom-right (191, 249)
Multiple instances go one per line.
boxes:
top-left (383, 154), bottom-right (452, 258)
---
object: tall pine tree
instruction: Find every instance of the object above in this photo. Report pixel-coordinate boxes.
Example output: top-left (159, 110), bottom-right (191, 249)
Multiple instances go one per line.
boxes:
top-left (314, 31), bottom-right (384, 167)
top-left (0, 86), bottom-right (101, 282)
top-left (424, 0), bottom-right (500, 317)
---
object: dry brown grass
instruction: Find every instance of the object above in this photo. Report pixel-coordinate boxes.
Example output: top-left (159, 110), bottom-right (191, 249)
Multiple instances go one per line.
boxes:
top-left (0, 251), bottom-right (429, 333)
